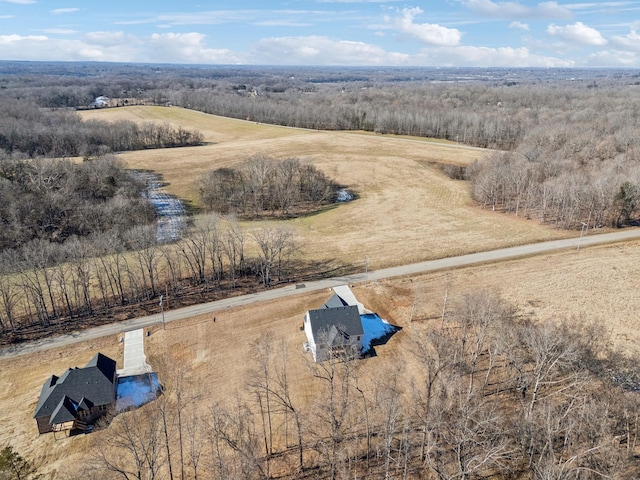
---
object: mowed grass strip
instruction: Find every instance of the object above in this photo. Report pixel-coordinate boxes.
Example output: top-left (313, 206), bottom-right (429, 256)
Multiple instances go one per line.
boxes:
top-left (78, 106), bottom-right (569, 269)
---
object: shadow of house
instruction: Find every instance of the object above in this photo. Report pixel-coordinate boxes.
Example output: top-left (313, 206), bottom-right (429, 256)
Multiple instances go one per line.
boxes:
top-left (34, 353), bottom-right (116, 438)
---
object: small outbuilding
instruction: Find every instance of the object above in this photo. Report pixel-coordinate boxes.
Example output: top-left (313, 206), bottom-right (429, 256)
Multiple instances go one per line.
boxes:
top-left (34, 353), bottom-right (117, 436)
top-left (304, 290), bottom-right (365, 362)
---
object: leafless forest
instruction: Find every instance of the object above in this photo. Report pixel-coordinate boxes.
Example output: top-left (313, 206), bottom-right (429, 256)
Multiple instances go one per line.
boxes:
top-left (1, 62), bottom-right (640, 479)
top-left (197, 155), bottom-right (337, 217)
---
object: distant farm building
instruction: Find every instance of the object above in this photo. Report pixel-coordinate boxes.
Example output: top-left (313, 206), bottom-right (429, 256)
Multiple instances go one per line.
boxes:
top-left (33, 353), bottom-right (117, 437)
top-left (90, 96), bottom-right (110, 108)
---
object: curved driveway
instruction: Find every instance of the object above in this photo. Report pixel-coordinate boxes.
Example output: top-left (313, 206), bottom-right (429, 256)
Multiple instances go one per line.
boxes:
top-left (2, 228), bottom-right (639, 359)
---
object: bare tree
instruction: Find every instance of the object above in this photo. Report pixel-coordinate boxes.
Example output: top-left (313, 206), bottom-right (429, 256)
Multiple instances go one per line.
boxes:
top-left (222, 217), bottom-right (245, 288)
top-left (251, 226), bottom-right (297, 287)
top-left (93, 407), bottom-right (166, 480)
top-left (306, 344), bottom-right (359, 480)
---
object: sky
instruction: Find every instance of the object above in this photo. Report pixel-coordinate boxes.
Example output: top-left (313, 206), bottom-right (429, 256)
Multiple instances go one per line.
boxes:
top-left (1, 1), bottom-right (640, 68)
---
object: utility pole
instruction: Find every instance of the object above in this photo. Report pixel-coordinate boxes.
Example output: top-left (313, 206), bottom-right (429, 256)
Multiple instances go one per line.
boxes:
top-left (159, 294), bottom-right (165, 329)
top-left (365, 256), bottom-right (370, 286)
top-left (577, 222), bottom-right (588, 251)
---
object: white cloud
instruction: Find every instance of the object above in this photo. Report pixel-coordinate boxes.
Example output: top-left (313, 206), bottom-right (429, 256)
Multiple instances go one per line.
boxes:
top-left (250, 34), bottom-right (576, 67)
top-left (2, 0), bottom-right (35, 4)
top-left (547, 21), bottom-right (608, 45)
top-left (0, 15), bottom-right (15, 19)
top-left (253, 20), bottom-right (311, 27)
top-left (584, 49), bottom-right (638, 66)
top-left (509, 20), bottom-right (530, 30)
top-left (252, 35), bottom-right (410, 65)
top-left (317, 0), bottom-right (404, 2)
top-left (611, 29), bottom-right (640, 50)
top-left (389, 7), bottom-right (462, 46)
top-left (564, 2), bottom-right (638, 12)
top-left (415, 45), bottom-right (574, 67)
top-left (0, 31), bottom-right (243, 64)
top-left (50, 8), bottom-right (79, 15)
top-left (461, 0), bottom-right (572, 18)
top-left (148, 32), bottom-right (243, 64)
top-left (0, 34), bottom-right (47, 44)
top-left (43, 28), bottom-right (78, 34)
top-left (83, 31), bottom-right (135, 47)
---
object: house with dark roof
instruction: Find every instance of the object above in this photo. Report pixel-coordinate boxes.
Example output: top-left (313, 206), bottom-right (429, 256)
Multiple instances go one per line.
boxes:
top-left (303, 291), bottom-right (364, 362)
top-left (34, 353), bottom-right (117, 436)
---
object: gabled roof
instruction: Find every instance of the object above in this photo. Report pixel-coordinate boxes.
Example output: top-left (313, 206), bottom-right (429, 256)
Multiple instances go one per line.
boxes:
top-left (50, 396), bottom-right (78, 424)
top-left (323, 293), bottom-right (348, 309)
top-left (34, 353), bottom-right (117, 420)
top-left (307, 305), bottom-right (363, 346)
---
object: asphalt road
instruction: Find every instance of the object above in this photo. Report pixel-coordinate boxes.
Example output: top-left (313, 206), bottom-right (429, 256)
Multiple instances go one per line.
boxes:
top-left (1, 228), bottom-right (639, 359)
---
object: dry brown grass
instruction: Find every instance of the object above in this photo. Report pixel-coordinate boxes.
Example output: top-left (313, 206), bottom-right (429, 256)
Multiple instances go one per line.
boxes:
top-left (2, 240), bottom-right (640, 478)
top-left (78, 106), bottom-right (569, 270)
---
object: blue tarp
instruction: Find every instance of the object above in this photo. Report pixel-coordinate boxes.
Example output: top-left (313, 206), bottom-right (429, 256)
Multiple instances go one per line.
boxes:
top-left (116, 373), bottom-right (161, 412)
top-left (360, 313), bottom-right (400, 354)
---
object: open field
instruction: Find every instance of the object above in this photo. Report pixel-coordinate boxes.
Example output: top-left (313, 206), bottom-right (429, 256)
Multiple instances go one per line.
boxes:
top-left (2, 238), bottom-right (640, 477)
top-left (78, 106), bottom-right (569, 270)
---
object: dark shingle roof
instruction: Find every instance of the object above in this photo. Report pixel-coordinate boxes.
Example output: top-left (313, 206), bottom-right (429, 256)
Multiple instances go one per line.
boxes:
top-left (308, 305), bottom-right (363, 346)
top-left (323, 294), bottom-right (348, 309)
top-left (34, 353), bottom-right (116, 421)
top-left (50, 396), bottom-right (78, 424)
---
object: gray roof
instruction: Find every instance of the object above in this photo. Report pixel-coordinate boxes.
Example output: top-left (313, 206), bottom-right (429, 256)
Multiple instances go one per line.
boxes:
top-left (323, 293), bottom-right (348, 309)
top-left (50, 396), bottom-right (78, 424)
top-left (308, 305), bottom-right (363, 346)
top-left (34, 353), bottom-right (117, 421)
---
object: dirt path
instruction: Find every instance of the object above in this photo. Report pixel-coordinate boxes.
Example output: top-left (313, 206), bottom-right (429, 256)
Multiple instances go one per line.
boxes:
top-left (1, 228), bottom-right (638, 359)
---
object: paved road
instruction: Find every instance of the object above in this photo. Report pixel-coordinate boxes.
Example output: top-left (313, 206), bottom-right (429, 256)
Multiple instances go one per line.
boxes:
top-left (1, 228), bottom-right (639, 359)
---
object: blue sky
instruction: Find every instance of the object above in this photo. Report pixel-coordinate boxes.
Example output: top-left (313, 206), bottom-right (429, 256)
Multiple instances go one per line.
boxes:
top-left (1, 1), bottom-right (640, 67)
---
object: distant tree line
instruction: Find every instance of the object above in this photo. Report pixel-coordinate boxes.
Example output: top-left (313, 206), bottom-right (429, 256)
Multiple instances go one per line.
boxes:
top-left (197, 155), bottom-right (337, 218)
top-left (0, 215), bottom-right (298, 339)
top-left (0, 99), bottom-right (203, 158)
top-left (82, 291), bottom-right (640, 480)
top-left (4, 63), bottom-right (640, 153)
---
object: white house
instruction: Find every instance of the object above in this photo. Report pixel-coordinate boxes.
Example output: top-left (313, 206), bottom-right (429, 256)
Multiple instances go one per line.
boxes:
top-left (90, 96), bottom-right (110, 108)
top-left (303, 290), bottom-right (364, 362)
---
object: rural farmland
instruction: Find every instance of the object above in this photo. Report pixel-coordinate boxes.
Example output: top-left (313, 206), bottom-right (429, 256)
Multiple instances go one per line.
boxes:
top-left (78, 106), bottom-right (569, 269)
top-left (1, 64), bottom-right (640, 480)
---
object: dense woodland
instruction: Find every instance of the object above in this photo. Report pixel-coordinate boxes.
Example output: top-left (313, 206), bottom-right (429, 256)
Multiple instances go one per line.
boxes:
top-left (71, 291), bottom-right (640, 480)
top-left (0, 155), bottom-right (155, 250)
